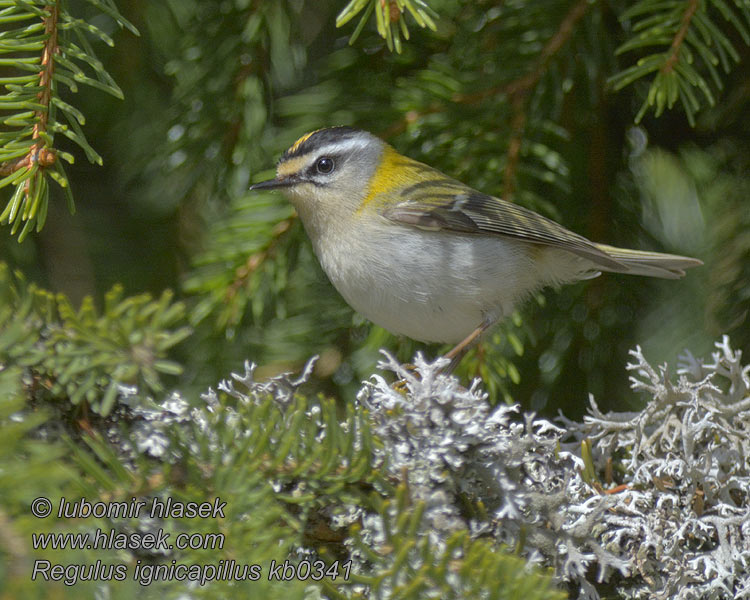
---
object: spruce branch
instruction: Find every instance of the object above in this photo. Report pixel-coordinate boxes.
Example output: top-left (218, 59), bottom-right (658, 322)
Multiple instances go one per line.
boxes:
top-left (0, 3), bottom-right (59, 176)
top-left (452, 0), bottom-right (592, 105)
top-left (0, 263), bottom-right (190, 416)
top-left (662, 0), bottom-right (700, 75)
top-left (225, 216), bottom-right (295, 310)
top-left (382, 0), bottom-right (591, 200)
top-left (336, 0), bottom-right (438, 53)
top-left (33, 3), bottom-right (58, 163)
top-left (609, 0), bottom-right (750, 125)
top-left (453, 0), bottom-right (591, 201)
top-left (0, 0), bottom-right (137, 240)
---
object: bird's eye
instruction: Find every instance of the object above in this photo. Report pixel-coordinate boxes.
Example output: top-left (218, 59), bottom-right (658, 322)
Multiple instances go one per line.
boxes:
top-left (316, 157), bottom-right (334, 174)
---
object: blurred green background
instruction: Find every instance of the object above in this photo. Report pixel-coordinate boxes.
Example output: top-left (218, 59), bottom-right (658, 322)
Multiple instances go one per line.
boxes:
top-left (3, 0), bottom-right (749, 418)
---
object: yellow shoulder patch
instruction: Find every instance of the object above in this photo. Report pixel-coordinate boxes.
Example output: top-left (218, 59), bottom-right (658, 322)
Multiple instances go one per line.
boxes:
top-left (358, 146), bottom-right (439, 213)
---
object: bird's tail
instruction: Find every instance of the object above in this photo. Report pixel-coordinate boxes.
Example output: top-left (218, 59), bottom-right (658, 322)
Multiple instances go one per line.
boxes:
top-left (593, 243), bottom-right (703, 280)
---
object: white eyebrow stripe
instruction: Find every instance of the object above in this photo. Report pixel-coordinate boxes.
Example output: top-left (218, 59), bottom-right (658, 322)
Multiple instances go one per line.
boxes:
top-left (277, 133), bottom-right (372, 178)
top-left (298, 136), bottom-right (370, 161)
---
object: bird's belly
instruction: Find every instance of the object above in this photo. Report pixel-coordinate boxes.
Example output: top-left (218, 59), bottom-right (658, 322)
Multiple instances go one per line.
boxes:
top-left (352, 293), bottom-right (487, 344)
top-left (314, 222), bottom-right (542, 344)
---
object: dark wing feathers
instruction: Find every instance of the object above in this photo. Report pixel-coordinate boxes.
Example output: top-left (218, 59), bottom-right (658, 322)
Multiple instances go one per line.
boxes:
top-left (381, 188), bottom-right (627, 271)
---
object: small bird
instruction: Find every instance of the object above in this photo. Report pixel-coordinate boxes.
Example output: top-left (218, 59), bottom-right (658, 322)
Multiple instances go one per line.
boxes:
top-left (250, 127), bottom-right (701, 364)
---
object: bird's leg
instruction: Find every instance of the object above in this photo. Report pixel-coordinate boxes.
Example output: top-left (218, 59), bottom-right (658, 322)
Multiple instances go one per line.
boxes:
top-left (443, 319), bottom-right (494, 372)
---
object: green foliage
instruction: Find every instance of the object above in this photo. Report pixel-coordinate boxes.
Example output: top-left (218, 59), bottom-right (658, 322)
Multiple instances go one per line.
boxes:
top-left (130, 0), bottom-right (301, 211)
top-left (0, 262), bottom-right (39, 364)
top-left (0, 262), bottom-right (190, 415)
top-left (193, 368), bottom-right (376, 507)
top-left (0, 362), bottom-right (76, 599)
top-left (336, 0), bottom-right (438, 53)
top-left (455, 313), bottom-right (526, 403)
top-left (609, 0), bottom-right (750, 125)
top-left (0, 0), bottom-right (137, 240)
top-left (329, 483), bottom-right (565, 600)
top-left (0, 370), bottom-right (74, 509)
top-left (184, 200), bottom-right (296, 331)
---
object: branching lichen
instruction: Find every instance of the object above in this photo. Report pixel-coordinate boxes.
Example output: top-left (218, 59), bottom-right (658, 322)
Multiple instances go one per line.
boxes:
top-left (358, 337), bottom-right (750, 599)
top-left (109, 337), bottom-right (750, 598)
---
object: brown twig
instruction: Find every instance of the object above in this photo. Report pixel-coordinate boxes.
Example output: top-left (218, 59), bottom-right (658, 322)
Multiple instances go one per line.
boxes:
top-left (225, 216), bottom-right (295, 302)
top-left (0, 5), bottom-right (58, 178)
top-left (453, 0), bottom-right (592, 106)
top-left (661, 0), bottom-right (699, 74)
top-left (0, 155), bottom-right (32, 177)
top-left (502, 96), bottom-right (526, 201)
top-left (382, 0), bottom-right (592, 201)
top-left (477, 0), bottom-right (592, 201)
top-left (379, 104), bottom-right (443, 139)
top-left (33, 5), bottom-right (58, 151)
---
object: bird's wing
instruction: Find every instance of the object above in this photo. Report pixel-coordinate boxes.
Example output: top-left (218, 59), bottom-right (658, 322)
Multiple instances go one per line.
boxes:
top-left (380, 187), bottom-right (627, 271)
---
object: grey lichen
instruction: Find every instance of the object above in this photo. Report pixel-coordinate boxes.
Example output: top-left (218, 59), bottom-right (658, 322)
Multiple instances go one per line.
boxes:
top-left (119, 338), bottom-right (749, 598)
top-left (358, 337), bottom-right (750, 599)
top-left (561, 336), bottom-right (750, 599)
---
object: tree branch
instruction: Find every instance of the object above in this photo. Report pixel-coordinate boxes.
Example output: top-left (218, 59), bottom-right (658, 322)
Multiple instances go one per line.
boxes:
top-left (383, 0), bottom-right (592, 201)
top-left (661, 0), bottom-right (699, 74)
top-left (225, 216), bottom-right (295, 304)
top-left (0, 4), bottom-right (58, 177)
top-left (452, 0), bottom-right (592, 105)
top-left (33, 4), bottom-right (58, 154)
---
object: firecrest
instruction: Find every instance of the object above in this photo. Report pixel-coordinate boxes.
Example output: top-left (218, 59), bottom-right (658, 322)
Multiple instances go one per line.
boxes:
top-left (250, 127), bottom-right (701, 362)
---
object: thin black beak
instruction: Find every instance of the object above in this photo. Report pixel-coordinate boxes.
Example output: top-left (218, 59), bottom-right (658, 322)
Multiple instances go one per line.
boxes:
top-left (249, 177), bottom-right (293, 191)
